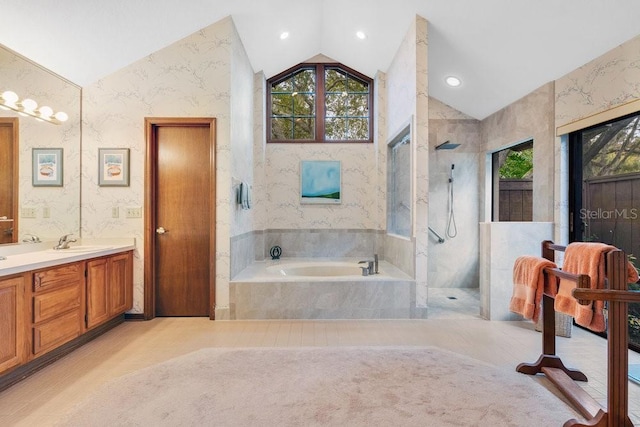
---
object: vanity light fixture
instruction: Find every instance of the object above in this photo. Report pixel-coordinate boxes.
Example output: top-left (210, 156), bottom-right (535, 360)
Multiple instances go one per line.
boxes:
top-left (445, 76), bottom-right (462, 87)
top-left (0, 90), bottom-right (68, 124)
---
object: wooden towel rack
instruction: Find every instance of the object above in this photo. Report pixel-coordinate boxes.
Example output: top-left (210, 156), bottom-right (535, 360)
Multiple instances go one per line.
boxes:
top-left (516, 240), bottom-right (640, 427)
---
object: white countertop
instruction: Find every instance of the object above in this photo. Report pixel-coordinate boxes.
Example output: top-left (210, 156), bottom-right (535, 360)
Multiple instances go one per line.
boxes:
top-left (0, 238), bottom-right (136, 277)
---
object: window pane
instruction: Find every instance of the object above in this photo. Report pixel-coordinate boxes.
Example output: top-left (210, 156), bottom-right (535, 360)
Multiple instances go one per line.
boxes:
top-left (272, 94), bottom-right (293, 116)
top-left (347, 77), bottom-right (367, 92)
top-left (347, 94), bottom-right (368, 117)
top-left (347, 118), bottom-right (368, 139)
top-left (325, 93), bottom-right (345, 117)
top-left (293, 118), bottom-right (314, 139)
top-left (325, 69), bottom-right (347, 93)
top-left (293, 94), bottom-right (314, 116)
top-left (570, 112), bottom-right (640, 352)
top-left (273, 79), bottom-right (293, 93)
top-left (325, 118), bottom-right (347, 140)
top-left (294, 69), bottom-right (315, 93)
top-left (271, 118), bottom-right (293, 139)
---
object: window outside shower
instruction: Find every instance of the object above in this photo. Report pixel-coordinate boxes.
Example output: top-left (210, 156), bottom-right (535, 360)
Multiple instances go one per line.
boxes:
top-left (491, 140), bottom-right (533, 221)
top-left (569, 111), bottom-right (640, 352)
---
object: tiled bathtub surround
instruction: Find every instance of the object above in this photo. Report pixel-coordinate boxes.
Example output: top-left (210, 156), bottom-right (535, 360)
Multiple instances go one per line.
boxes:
top-left (265, 229), bottom-right (378, 259)
top-left (230, 258), bottom-right (417, 319)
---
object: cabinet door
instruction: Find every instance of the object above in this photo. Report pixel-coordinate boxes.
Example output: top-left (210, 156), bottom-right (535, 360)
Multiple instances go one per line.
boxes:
top-left (86, 258), bottom-right (109, 329)
top-left (109, 252), bottom-right (133, 315)
top-left (0, 275), bottom-right (26, 374)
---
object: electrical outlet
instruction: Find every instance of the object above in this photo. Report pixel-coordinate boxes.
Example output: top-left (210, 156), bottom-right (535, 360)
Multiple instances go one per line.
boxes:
top-left (125, 207), bottom-right (142, 218)
top-left (42, 207), bottom-right (50, 218)
top-left (21, 207), bottom-right (37, 218)
top-left (112, 207), bottom-right (119, 218)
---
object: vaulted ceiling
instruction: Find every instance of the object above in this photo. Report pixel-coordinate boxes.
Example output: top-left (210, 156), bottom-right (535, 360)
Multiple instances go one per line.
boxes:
top-left (1, 0), bottom-right (639, 119)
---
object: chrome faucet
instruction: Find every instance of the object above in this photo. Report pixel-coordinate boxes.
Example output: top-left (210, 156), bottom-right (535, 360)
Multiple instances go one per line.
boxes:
top-left (358, 254), bottom-right (379, 276)
top-left (374, 253), bottom-right (379, 274)
top-left (358, 260), bottom-right (374, 275)
top-left (53, 234), bottom-right (77, 250)
top-left (22, 234), bottom-right (41, 243)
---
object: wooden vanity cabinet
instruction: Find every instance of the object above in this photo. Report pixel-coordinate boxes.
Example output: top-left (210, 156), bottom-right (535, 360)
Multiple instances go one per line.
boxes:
top-left (31, 263), bottom-right (84, 357)
top-left (0, 274), bottom-right (27, 374)
top-left (0, 249), bottom-right (133, 389)
top-left (86, 251), bottom-right (133, 330)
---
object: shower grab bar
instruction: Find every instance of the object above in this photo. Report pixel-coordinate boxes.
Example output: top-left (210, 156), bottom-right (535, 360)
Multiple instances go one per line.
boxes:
top-left (428, 227), bottom-right (445, 243)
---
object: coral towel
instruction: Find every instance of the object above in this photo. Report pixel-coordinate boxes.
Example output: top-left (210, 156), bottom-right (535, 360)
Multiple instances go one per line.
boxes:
top-left (509, 255), bottom-right (557, 322)
top-left (554, 242), bottom-right (639, 332)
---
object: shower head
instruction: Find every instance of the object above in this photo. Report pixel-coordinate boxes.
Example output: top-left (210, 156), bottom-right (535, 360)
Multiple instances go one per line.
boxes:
top-left (435, 140), bottom-right (460, 150)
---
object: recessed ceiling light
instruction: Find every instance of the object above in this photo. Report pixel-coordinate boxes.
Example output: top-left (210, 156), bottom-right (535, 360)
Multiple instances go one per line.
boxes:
top-left (445, 76), bottom-right (461, 87)
top-left (356, 31), bottom-right (366, 40)
top-left (280, 31), bottom-right (289, 40)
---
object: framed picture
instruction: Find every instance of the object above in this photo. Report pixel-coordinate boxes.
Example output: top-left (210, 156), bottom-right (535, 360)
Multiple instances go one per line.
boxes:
top-left (300, 160), bottom-right (341, 204)
top-left (32, 148), bottom-right (63, 187)
top-left (98, 148), bottom-right (130, 187)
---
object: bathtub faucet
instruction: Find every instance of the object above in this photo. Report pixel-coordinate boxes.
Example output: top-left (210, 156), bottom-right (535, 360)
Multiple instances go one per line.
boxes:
top-left (374, 254), bottom-right (379, 274)
top-left (358, 256), bottom-right (379, 276)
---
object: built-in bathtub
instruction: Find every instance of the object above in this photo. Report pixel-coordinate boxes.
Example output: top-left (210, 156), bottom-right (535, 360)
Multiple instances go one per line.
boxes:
top-left (230, 258), bottom-right (417, 319)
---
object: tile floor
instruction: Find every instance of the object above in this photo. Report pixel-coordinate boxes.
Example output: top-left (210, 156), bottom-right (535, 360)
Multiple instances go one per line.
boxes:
top-left (0, 288), bottom-right (639, 426)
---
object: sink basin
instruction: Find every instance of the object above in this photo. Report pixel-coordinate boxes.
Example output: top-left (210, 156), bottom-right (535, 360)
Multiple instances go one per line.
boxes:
top-left (49, 245), bottom-right (113, 253)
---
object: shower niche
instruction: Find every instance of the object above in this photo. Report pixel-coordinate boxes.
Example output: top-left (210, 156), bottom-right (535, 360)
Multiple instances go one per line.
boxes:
top-left (387, 124), bottom-right (411, 237)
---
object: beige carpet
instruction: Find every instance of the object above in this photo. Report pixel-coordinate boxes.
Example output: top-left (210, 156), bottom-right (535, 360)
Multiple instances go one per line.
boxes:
top-left (56, 347), bottom-right (579, 426)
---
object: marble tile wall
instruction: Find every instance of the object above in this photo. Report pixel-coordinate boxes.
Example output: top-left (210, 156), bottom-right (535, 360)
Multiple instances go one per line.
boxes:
top-left (479, 221), bottom-right (553, 320)
top-left (428, 98), bottom-right (481, 290)
top-left (230, 279), bottom-right (415, 319)
top-left (264, 229), bottom-right (378, 259)
top-left (0, 47), bottom-right (81, 241)
top-left (480, 82), bottom-right (555, 223)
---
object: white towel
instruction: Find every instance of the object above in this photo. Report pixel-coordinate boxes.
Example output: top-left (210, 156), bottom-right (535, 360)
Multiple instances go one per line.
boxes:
top-left (239, 182), bottom-right (251, 210)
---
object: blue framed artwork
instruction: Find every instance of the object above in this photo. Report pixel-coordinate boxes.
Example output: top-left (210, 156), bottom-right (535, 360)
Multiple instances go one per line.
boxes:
top-left (300, 160), bottom-right (341, 204)
top-left (32, 148), bottom-right (63, 187)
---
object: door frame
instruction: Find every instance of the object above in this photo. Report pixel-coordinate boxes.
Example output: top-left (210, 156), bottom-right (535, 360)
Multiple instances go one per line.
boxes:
top-left (0, 118), bottom-right (19, 243)
top-left (143, 117), bottom-right (216, 320)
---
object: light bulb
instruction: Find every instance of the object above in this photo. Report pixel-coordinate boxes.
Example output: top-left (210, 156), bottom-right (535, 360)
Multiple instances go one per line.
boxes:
top-left (21, 98), bottom-right (38, 112)
top-left (1, 91), bottom-right (19, 105)
top-left (54, 111), bottom-right (68, 122)
top-left (39, 106), bottom-right (53, 119)
top-left (445, 76), bottom-right (461, 87)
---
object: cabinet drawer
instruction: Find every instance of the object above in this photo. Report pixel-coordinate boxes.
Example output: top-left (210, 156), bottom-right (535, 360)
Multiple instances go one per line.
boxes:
top-left (33, 263), bottom-right (83, 292)
top-left (33, 284), bottom-right (81, 324)
top-left (32, 310), bottom-right (82, 356)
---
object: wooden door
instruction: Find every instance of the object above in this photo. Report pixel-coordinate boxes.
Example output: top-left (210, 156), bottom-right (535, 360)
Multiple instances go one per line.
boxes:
top-left (0, 118), bottom-right (18, 244)
top-left (145, 118), bottom-right (215, 317)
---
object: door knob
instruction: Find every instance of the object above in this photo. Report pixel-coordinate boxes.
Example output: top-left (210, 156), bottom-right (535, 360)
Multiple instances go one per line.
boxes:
top-left (156, 226), bottom-right (168, 234)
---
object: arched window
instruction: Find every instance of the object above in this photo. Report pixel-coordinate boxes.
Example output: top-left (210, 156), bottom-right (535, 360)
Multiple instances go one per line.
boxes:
top-left (267, 63), bottom-right (373, 143)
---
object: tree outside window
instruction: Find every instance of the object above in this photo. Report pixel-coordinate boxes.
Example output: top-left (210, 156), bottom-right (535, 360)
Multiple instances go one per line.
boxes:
top-left (268, 63), bottom-right (373, 143)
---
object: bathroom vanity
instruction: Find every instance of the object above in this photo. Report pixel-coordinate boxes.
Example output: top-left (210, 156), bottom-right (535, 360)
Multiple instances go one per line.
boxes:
top-left (0, 239), bottom-right (134, 389)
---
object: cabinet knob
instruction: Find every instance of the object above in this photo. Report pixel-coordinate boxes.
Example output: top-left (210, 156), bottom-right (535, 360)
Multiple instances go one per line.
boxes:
top-left (156, 226), bottom-right (168, 235)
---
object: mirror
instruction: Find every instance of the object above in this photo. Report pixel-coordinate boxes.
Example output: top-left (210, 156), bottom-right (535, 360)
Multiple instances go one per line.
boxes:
top-left (0, 45), bottom-right (81, 244)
